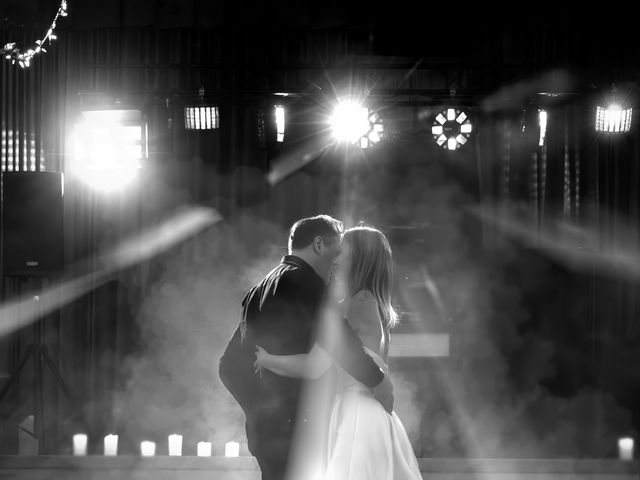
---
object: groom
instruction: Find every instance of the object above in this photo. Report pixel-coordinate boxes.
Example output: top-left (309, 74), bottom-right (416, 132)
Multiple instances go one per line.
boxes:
top-left (219, 214), bottom-right (394, 480)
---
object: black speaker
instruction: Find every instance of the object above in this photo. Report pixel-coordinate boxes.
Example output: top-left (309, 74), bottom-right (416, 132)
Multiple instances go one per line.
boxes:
top-left (1, 172), bottom-right (64, 277)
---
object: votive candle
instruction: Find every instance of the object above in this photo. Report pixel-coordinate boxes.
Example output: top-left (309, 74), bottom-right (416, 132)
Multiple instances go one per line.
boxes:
top-left (73, 434), bottom-right (87, 456)
top-left (619, 437), bottom-right (634, 460)
top-left (197, 441), bottom-right (212, 457)
top-left (225, 441), bottom-right (239, 457)
top-left (140, 441), bottom-right (156, 457)
top-left (168, 434), bottom-right (182, 456)
top-left (104, 434), bottom-right (118, 456)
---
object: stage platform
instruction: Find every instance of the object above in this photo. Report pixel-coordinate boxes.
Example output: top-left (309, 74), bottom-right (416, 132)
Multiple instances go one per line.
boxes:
top-left (0, 456), bottom-right (638, 479)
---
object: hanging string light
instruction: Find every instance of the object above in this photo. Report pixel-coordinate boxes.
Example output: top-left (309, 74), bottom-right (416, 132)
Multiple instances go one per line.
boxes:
top-left (2, 0), bottom-right (68, 68)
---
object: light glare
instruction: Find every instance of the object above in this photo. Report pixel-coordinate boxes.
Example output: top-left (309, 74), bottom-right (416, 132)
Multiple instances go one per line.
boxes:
top-left (538, 109), bottom-right (548, 146)
top-left (275, 105), bottom-right (285, 142)
top-left (330, 101), bottom-right (370, 144)
top-left (72, 110), bottom-right (146, 192)
top-left (184, 106), bottom-right (219, 130)
top-left (595, 105), bottom-right (632, 133)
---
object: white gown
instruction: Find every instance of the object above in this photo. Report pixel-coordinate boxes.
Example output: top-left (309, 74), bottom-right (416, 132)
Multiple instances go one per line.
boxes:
top-left (321, 346), bottom-right (423, 480)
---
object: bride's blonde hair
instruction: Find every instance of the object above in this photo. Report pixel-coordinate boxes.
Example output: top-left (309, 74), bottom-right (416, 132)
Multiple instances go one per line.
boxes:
top-left (343, 226), bottom-right (399, 329)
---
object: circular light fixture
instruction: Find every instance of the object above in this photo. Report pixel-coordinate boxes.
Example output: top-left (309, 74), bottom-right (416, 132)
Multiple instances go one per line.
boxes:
top-left (431, 108), bottom-right (473, 151)
top-left (360, 112), bottom-right (384, 149)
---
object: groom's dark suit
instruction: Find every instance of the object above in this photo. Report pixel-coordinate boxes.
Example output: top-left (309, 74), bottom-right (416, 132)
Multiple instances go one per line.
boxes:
top-left (219, 255), bottom-right (384, 480)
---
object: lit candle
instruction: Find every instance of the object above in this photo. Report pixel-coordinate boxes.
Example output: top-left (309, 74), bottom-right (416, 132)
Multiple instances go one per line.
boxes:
top-left (104, 434), bottom-right (118, 456)
top-left (619, 437), bottom-right (634, 460)
top-left (168, 434), bottom-right (182, 456)
top-left (140, 441), bottom-right (156, 457)
top-left (225, 441), bottom-right (240, 457)
top-left (73, 434), bottom-right (88, 456)
top-left (197, 441), bottom-right (212, 457)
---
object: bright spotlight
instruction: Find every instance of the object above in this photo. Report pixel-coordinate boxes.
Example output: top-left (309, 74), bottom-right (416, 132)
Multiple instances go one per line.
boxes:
top-left (595, 105), bottom-right (632, 133)
top-left (329, 100), bottom-right (370, 144)
top-left (184, 86), bottom-right (219, 130)
top-left (275, 105), bottom-right (286, 143)
top-left (431, 107), bottom-right (473, 151)
top-left (538, 109), bottom-right (548, 146)
top-left (2, 130), bottom-right (45, 172)
top-left (329, 100), bottom-right (384, 148)
top-left (71, 109), bottom-right (147, 192)
top-left (184, 106), bottom-right (219, 130)
top-left (257, 104), bottom-right (286, 147)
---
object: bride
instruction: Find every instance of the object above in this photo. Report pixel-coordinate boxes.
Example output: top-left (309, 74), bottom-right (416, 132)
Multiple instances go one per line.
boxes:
top-left (254, 226), bottom-right (422, 480)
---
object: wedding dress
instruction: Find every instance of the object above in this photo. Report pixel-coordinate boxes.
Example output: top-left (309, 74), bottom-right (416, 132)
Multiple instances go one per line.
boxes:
top-left (321, 346), bottom-right (423, 480)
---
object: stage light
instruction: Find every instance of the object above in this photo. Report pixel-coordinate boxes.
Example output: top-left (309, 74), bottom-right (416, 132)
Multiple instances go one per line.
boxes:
top-left (71, 109), bottom-right (147, 192)
top-left (184, 106), bottom-right (219, 130)
top-left (329, 100), bottom-right (370, 144)
top-left (275, 105), bottom-right (285, 142)
top-left (184, 86), bottom-right (219, 130)
top-left (595, 105), bottom-right (632, 133)
top-left (431, 107), bottom-right (473, 151)
top-left (329, 100), bottom-right (384, 148)
top-left (2, 130), bottom-right (45, 172)
top-left (360, 112), bottom-right (384, 149)
top-left (257, 104), bottom-right (286, 147)
top-left (538, 109), bottom-right (548, 146)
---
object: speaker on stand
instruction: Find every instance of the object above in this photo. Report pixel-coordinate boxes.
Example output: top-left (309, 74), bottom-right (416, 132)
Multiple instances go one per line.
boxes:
top-left (0, 171), bottom-right (75, 453)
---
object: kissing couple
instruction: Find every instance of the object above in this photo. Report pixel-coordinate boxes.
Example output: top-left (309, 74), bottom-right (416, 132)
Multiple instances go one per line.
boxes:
top-left (219, 215), bottom-right (421, 480)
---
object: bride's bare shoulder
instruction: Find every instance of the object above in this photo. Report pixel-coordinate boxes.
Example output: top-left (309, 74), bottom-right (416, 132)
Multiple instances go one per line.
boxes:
top-left (346, 291), bottom-right (378, 328)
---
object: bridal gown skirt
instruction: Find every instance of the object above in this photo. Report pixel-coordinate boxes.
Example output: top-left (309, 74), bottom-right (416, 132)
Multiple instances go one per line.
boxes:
top-left (322, 383), bottom-right (423, 480)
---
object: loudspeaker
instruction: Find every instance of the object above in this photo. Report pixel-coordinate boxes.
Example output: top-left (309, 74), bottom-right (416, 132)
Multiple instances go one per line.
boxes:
top-left (1, 172), bottom-right (64, 277)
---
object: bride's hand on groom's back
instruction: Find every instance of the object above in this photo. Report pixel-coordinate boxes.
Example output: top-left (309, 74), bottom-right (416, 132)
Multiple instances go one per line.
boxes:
top-left (254, 345), bottom-right (270, 376)
top-left (371, 374), bottom-right (394, 414)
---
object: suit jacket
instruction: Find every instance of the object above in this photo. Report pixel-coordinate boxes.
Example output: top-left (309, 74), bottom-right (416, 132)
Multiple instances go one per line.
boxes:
top-left (218, 255), bottom-right (384, 421)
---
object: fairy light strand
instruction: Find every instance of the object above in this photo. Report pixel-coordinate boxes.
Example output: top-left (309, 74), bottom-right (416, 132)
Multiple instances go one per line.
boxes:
top-left (2, 0), bottom-right (68, 68)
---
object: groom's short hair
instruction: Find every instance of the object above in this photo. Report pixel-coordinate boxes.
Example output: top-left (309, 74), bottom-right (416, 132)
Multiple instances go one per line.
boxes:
top-left (288, 215), bottom-right (344, 252)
